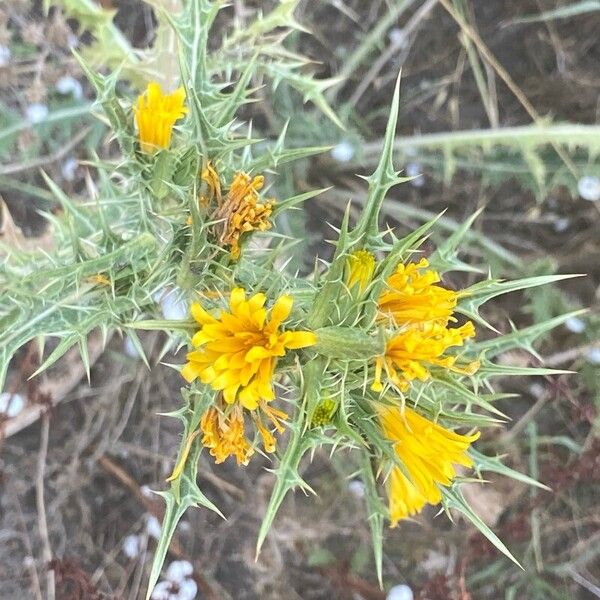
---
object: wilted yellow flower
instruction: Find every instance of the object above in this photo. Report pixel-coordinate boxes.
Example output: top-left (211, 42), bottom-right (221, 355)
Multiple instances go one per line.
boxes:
top-left (87, 273), bottom-right (111, 286)
top-left (377, 404), bottom-right (479, 525)
top-left (133, 82), bottom-right (187, 154)
top-left (372, 321), bottom-right (476, 392)
top-left (181, 287), bottom-right (316, 409)
top-left (199, 161), bottom-right (221, 207)
top-left (212, 172), bottom-right (275, 259)
top-left (201, 401), bottom-right (288, 465)
top-left (167, 397), bottom-right (288, 473)
top-left (200, 404), bottom-right (254, 465)
top-left (379, 258), bottom-right (459, 325)
top-left (345, 249), bottom-right (376, 294)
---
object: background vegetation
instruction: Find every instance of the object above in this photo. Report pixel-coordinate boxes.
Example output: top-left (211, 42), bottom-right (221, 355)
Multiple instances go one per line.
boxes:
top-left (1, 1), bottom-right (599, 598)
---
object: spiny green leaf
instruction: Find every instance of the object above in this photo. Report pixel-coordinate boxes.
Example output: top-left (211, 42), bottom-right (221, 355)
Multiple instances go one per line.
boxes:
top-left (442, 486), bottom-right (522, 568)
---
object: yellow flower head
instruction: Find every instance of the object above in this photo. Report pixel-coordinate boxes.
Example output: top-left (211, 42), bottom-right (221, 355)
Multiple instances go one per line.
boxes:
top-left (182, 287), bottom-right (316, 409)
top-left (372, 321), bottom-right (476, 392)
top-left (377, 404), bottom-right (479, 525)
top-left (133, 82), bottom-right (187, 154)
top-left (345, 249), bottom-right (376, 294)
top-left (212, 172), bottom-right (275, 259)
top-left (379, 258), bottom-right (459, 325)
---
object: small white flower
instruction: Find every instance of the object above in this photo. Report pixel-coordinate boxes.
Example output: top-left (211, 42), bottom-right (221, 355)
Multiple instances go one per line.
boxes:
top-left (578, 176), bottom-right (600, 202)
top-left (56, 76), bottom-right (83, 100)
top-left (0, 392), bottom-right (25, 418)
top-left (61, 157), bottom-right (79, 182)
top-left (0, 45), bottom-right (11, 67)
top-left (67, 34), bottom-right (79, 49)
top-left (122, 535), bottom-right (141, 559)
top-left (565, 317), bottom-right (586, 334)
top-left (146, 515), bottom-right (162, 539)
top-left (387, 584), bottom-right (414, 600)
top-left (348, 480), bottom-right (365, 498)
top-left (26, 103), bottom-right (49, 124)
top-left (176, 578), bottom-right (197, 600)
top-left (331, 141), bottom-right (355, 163)
top-left (585, 347), bottom-right (600, 365)
top-left (166, 560), bottom-right (194, 584)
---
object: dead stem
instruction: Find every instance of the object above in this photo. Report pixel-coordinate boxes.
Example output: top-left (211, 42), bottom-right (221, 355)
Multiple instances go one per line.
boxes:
top-left (35, 413), bottom-right (55, 600)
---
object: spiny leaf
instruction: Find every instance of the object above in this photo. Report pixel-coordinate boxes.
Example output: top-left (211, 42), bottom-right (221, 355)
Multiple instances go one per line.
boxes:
top-left (358, 448), bottom-right (385, 587)
top-left (256, 424), bottom-right (316, 557)
top-left (472, 310), bottom-right (588, 358)
top-left (442, 485), bottom-right (522, 568)
top-left (470, 449), bottom-right (550, 491)
top-left (354, 72), bottom-right (405, 243)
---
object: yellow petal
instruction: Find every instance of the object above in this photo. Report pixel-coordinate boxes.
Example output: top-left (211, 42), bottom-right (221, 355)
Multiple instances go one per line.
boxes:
top-left (280, 330), bottom-right (317, 349)
top-left (268, 295), bottom-right (293, 330)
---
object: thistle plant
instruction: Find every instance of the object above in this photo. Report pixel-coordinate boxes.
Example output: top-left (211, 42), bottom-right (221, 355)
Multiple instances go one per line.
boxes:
top-left (0, 2), bottom-right (582, 597)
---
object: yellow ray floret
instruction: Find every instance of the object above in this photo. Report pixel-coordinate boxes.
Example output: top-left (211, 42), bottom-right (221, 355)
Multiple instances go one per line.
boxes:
top-left (379, 258), bottom-right (460, 325)
top-left (134, 81), bottom-right (187, 154)
top-left (213, 172), bottom-right (275, 259)
top-left (372, 321), bottom-right (476, 392)
top-left (377, 405), bottom-right (479, 525)
top-left (181, 288), bottom-right (316, 410)
top-left (345, 249), bottom-right (376, 294)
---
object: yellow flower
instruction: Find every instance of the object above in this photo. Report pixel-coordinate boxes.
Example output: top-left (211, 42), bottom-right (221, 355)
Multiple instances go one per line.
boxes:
top-left (372, 321), bottom-right (476, 392)
top-left (377, 404), bottom-right (479, 525)
top-left (345, 249), bottom-right (376, 294)
top-left (133, 81), bottom-right (187, 154)
top-left (379, 258), bottom-right (459, 325)
top-left (181, 287), bottom-right (316, 409)
top-left (212, 172), bottom-right (275, 259)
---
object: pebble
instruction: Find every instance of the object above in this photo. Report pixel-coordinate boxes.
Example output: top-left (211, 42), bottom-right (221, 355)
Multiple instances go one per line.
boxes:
top-left (177, 578), bottom-right (197, 600)
top-left (553, 217), bottom-right (570, 233)
top-left (122, 535), bottom-right (141, 559)
top-left (123, 336), bottom-right (142, 359)
top-left (331, 141), bottom-right (355, 163)
top-left (387, 584), bottom-right (414, 600)
top-left (56, 76), bottom-right (83, 100)
top-left (150, 581), bottom-right (174, 600)
top-left (578, 176), bottom-right (600, 202)
top-left (0, 392), bottom-right (25, 418)
top-left (0, 45), bottom-right (11, 67)
top-left (388, 28), bottom-right (406, 46)
top-left (348, 479), bottom-right (365, 498)
top-left (61, 157), bottom-right (79, 182)
top-left (26, 103), bottom-right (49, 124)
top-left (585, 347), bottom-right (600, 365)
top-left (156, 290), bottom-right (188, 321)
top-left (406, 162), bottom-right (424, 187)
top-left (146, 515), bottom-right (162, 539)
top-left (166, 560), bottom-right (194, 583)
top-left (565, 316), bottom-right (586, 334)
